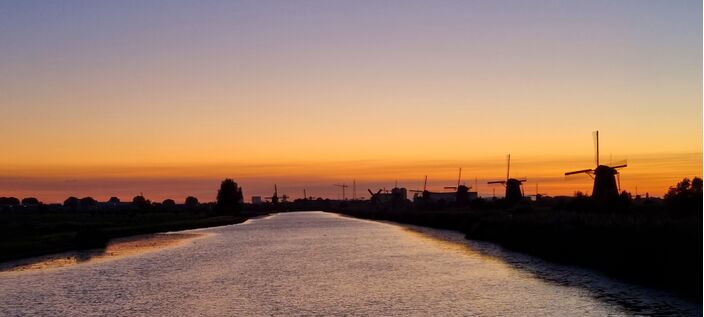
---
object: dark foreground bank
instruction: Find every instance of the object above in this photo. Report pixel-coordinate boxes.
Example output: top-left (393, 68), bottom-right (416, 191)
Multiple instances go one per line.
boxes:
top-left (332, 206), bottom-right (702, 300)
top-left (0, 209), bottom-right (267, 262)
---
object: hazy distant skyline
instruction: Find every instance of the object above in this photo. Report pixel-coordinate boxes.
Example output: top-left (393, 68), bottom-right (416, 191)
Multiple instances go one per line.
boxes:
top-left (1, 1), bottom-right (701, 202)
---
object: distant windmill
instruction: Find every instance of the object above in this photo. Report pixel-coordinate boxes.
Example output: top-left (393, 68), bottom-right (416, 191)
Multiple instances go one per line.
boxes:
top-left (409, 175), bottom-right (428, 195)
top-left (488, 154), bottom-right (526, 203)
top-left (265, 184), bottom-right (279, 204)
top-left (334, 183), bottom-right (349, 200)
top-left (367, 188), bottom-right (383, 206)
top-left (527, 183), bottom-right (547, 201)
top-left (565, 131), bottom-right (627, 201)
top-left (444, 168), bottom-right (466, 191)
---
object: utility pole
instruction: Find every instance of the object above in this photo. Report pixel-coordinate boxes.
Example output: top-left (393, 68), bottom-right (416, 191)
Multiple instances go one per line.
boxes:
top-left (475, 176), bottom-right (478, 197)
top-left (353, 179), bottom-right (356, 200)
top-left (333, 183), bottom-right (348, 200)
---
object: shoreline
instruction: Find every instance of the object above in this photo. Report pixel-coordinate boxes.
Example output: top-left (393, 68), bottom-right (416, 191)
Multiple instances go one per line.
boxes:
top-left (0, 211), bottom-right (269, 264)
top-left (0, 232), bottom-right (210, 273)
top-left (329, 208), bottom-right (702, 301)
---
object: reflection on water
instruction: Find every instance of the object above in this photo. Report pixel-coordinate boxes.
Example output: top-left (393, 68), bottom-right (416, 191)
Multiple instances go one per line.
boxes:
top-left (399, 225), bottom-right (700, 316)
top-left (0, 233), bottom-right (206, 273)
top-left (0, 212), bottom-right (699, 316)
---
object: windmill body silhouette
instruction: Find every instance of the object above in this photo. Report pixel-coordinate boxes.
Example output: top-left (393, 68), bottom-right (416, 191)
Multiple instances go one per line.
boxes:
top-left (565, 131), bottom-right (627, 201)
top-left (488, 154), bottom-right (526, 203)
top-left (265, 185), bottom-right (279, 204)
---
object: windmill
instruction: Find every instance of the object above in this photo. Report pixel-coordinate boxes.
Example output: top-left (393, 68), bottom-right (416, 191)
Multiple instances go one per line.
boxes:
top-left (442, 168), bottom-right (473, 206)
top-left (409, 175), bottom-right (428, 195)
top-left (367, 188), bottom-right (383, 207)
top-left (565, 131), bottom-right (627, 201)
top-left (527, 183), bottom-right (548, 201)
top-left (443, 168), bottom-right (466, 191)
top-left (488, 154), bottom-right (526, 203)
top-left (265, 184), bottom-right (279, 204)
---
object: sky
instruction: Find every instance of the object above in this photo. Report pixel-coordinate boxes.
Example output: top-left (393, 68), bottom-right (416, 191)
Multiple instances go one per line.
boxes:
top-left (0, 0), bottom-right (701, 202)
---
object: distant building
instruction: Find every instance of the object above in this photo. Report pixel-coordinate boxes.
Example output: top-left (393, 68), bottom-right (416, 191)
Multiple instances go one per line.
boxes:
top-left (251, 196), bottom-right (263, 204)
top-left (412, 190), bottom-right (477, 205)
top-left (373, 187), bottom-right (408, 204)
top-left (424, 192), bottom-right (456, 204)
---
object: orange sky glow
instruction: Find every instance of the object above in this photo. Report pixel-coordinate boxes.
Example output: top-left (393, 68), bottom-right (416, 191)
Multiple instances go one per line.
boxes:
top-left (0, 1), bottom-right (701, 203)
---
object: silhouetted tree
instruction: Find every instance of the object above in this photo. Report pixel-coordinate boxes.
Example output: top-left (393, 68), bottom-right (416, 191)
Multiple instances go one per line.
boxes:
top-left (21, 197), bottom-right (39, 206)
top-left (162, 199), bottom-right (176, 207)
top-left (217, 179), bottom-right (243, 214)
top-left (108, 197), bottom-right (121, 204)
top-left (665, 177), bottom-right (703, 212)
top-left (64, 196), bottom-right (80, 209)
top-left (185, 196), bottom-right (199, 208)
top-left (132, 195), bottom-right (150, 209)
top-left (80, 197), bottom-right (97, 206)
top-left (0, 197), bottom-right (20, 206)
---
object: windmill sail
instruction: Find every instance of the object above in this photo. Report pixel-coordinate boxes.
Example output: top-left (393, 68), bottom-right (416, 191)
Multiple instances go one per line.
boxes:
top-left (593, 130), bottom-right (599, 166)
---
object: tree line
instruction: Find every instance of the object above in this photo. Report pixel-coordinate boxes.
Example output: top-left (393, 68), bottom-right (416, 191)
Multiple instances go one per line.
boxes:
top-left (0, 178), bottom-right (245, 214)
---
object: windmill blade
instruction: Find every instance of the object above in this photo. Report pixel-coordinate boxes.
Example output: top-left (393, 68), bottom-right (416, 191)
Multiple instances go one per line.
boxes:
top-left (593, 130), bottom-right (599, 166)
top-left (506, 154), bottom-right (511, 181)
top-left (565, 169), bottom-right (593, 176)
top-left (368, 189), bottom-right (374, 196)
top-left (608, 159), bottom-right (628, 169)
top-left (376, 189), bottom-right (382, 194)
top-left (457, 168), bottom-right (462, 188)
top-left (487, 180), bottom-right (506, 184)
top-left (517, 178), bottom-right (527, 182)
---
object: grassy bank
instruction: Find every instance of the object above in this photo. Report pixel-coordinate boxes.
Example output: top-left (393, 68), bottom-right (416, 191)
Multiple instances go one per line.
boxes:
top-left (333, 206), bottom-right (702, 300)
top-left (0, 210), bottom-right (265, 262)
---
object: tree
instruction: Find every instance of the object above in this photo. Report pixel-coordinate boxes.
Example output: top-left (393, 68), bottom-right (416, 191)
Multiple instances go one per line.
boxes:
top-left (64, 196), bottom-right (80, 209)
top-left (162, 199), bottom-right (176, 207)
top-left (185, 196), bottom-right (199, 208)
top-left (0, 197), bottom-right (20, 206)
top-left (132, 195), bottom-right (151, 209)
top-left (108, 197), bottom-right (121, 204)
top-left (217, 179), bottom-right (243, 214)
top-left (664, 177), bottom-right (703, 212)
top-left (21, 197), bottom-right (40, 206)
top-left (80, 197), bottom-right (97, 206)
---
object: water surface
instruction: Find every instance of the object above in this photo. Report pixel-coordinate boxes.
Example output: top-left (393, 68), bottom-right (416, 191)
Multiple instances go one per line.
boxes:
top-left (0, 211), bottom-right (699, 316)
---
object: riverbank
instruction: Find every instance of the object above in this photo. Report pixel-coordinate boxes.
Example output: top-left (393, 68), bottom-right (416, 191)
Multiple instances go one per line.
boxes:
top-left (1, 232), bottom-right (208, 273)
top-left (331, 207), bottom-right (702, 300)
top-left (0, 210), bottom-right (268, 263)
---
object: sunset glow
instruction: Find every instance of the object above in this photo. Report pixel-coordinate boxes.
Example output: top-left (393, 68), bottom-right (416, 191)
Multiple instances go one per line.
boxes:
top-left (1, 1), bottom-right (701, 202)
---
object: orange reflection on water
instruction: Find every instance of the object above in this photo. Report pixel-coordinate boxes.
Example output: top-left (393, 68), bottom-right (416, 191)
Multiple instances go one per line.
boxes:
top-left (0, 233), bottom-right (208, 273)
